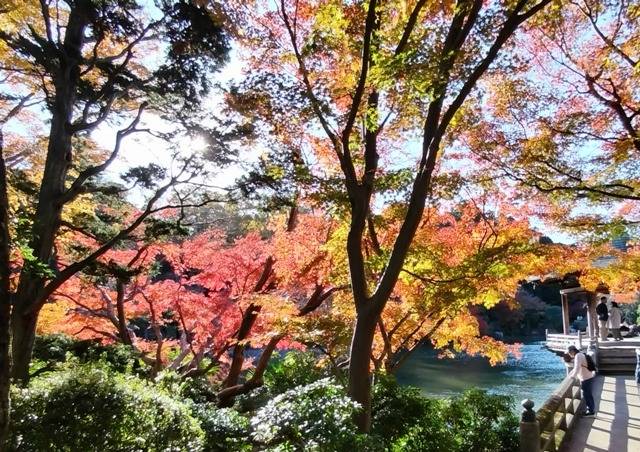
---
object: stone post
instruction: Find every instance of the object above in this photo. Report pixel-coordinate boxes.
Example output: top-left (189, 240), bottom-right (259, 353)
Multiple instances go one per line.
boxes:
top-left (520, 399), bottom-right (540, 452)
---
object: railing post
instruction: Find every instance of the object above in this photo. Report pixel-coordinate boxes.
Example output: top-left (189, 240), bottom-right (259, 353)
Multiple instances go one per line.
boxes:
top-left (588, 344), bottom-right (598, 369)
top-left (520, 399), bottom-right (540, 452)
top-left (635, 348), bottom-right (640, 384)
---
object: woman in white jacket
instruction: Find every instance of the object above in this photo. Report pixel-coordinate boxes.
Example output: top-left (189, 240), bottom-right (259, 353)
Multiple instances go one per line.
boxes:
top-left (608, 301), bottom-right (623, 341)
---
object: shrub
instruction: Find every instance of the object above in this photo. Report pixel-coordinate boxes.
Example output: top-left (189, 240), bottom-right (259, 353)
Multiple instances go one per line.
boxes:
top-left (179, 376), bottom-right (221, 404)
top-left (371, 374), bottom-right (432, 442)
top-left (251, 378), bottom-right (363, 450)
top-left (444, 389), bottom-right (518, 452)
top-left (192, 404), bottom-right (251, 451)
top-left (9, 365), bottom-right (204, 451)
top-left (155, 370), bottom-right (220, 404)
top-left (389, 400), bottom-right (454, 452)
top-left (31, 334), bottom-right (144, 375)
top-left (235, 384), bottom-right (273, 413)
top-left (264, 350), bottom-right (327, 395)
top-left (620, 299), bottom-right (640, 325)
top-left (391, 389), bottom-right (518, 452)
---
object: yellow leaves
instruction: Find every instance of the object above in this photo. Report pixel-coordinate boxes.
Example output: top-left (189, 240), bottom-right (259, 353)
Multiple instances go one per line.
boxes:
top-left (37, 298), bottom-right (72, 335)
top-left (431, 312), bottom-right (517, 366)
top-left (313, 0), bottom-right (348, 45)
top-left (481, 289), bottom-right (502, 309)
top-left (0, 0), bottom-right (42, 35)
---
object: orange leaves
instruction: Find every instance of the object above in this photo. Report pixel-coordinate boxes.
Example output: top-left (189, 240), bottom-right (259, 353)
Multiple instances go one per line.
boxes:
top-left (271, 213), bottom-right (335, 287)
top-left (432, 312), bottom-right (522, 366)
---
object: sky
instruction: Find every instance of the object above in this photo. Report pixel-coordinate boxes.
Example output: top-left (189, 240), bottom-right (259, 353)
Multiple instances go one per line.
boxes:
top-left (1, 2), bottom-right (617, 246)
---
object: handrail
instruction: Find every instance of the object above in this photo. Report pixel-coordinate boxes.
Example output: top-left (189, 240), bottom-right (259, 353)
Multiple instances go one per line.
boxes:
top-left (545, 331), bottom-right (594, 352)
top-left (529, 375), bottom-right (584, 452)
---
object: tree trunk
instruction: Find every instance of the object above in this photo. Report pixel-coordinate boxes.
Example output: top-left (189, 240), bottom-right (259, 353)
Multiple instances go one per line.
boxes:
top-left (218, 303), bottom-right (261, 407)
top-left (10, 4), bottom-right (89, 384)
top-left (217, 334), bottom-right (283, 406)
top-left (115, 280), bottom-right (132, 346)
top-left (0, 128), bottom-right (12, 449)
top-left (0, 301), bottom-right (9, 449)
top-left (10, 311), bottom-right (39, 383)
top-left (347, 304), bottom-right (380, 432)
top-left (0, 284), bottom-right (10, 450)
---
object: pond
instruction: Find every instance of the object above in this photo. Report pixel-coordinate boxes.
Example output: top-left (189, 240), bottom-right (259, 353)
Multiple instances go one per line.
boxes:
top-left (395, 341), bottom-right (567, 410)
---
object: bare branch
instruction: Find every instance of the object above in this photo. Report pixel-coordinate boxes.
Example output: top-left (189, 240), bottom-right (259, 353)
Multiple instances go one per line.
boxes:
top-left (61, 102), bottom-right (148, 204)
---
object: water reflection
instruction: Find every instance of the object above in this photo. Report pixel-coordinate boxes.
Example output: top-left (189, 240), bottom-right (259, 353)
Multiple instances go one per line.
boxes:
top-left (395, 341), bottom-right (566, 409)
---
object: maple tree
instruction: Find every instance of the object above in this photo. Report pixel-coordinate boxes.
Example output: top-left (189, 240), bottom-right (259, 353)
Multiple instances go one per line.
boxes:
top-left (0, 0), bottom-right (229, 378)
top-left (459, 0), bottom-right (639, 235)
top-left (42, 211), bottom-right (340, 406)
top-left (230, 0), bottom-right (556, 429)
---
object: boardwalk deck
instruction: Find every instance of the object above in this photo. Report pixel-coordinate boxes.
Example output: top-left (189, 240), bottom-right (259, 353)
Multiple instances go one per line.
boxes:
top-left (546, 333), bottom-right (640, 373)
top-left (561, 375), bottom-right (640, 452)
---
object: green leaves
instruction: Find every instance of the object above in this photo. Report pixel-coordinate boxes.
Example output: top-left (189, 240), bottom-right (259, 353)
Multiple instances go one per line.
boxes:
top-left (9, 364), bottom-right (205, 451)
top-left (17, 242), bottom-right (54, 279)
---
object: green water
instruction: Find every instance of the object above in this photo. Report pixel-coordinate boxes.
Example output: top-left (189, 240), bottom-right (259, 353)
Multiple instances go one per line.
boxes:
top-left (395, 341), bottom-right (566, 410)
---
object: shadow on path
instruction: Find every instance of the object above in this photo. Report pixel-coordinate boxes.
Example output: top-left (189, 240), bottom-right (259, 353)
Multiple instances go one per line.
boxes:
top-left (561, 376), bottom-right (640, 452)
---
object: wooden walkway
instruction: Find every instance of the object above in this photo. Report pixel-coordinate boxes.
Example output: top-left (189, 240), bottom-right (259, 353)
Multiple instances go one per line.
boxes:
top-left (546, 334), bottom-right (640, 373)
top-left (561, 375), bottom-right (640, 452)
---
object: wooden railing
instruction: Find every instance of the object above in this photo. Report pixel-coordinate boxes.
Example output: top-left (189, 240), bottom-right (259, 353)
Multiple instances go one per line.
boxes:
top-left (545, 331), bottom-right (592, 353)
top-left (520, 375), bottom-right (584, 452)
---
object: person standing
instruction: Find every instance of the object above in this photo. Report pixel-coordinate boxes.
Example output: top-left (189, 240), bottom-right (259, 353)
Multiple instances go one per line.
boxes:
top-left (608, 301), bottom-right (623, 341)
top-left (567, 345), bottom-right (597, 416)
top-left (596, 297), bottom-right (609, 341)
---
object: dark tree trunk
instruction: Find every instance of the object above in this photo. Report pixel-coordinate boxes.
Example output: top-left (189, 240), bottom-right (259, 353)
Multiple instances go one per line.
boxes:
top-left (10, 4), bottom-right (89, 383)
top-left (218, 303), bottom-right (261, 407)
top-left (9, 312), bottom-right (38, 383)
top-left (347, 303), bottom-right (380, 432)
top-left (217, 334), bottom-right (283, 406)
top-left (115, 280), bottom-right (132, 346)
top-left (0, 127), bottom-right (13, 449)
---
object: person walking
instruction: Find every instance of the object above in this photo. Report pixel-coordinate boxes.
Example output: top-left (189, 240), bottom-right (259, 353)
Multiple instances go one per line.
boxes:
top-left (567, 345), bottom-right (597, 416)
top-left (608, 301), bottom-right (623, 341)
top-left (596, 296), bottom-right (609, 341)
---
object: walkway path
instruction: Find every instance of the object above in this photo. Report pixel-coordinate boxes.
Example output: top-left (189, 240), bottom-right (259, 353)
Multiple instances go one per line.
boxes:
top-left (562, 375), bottom-right (640, 452)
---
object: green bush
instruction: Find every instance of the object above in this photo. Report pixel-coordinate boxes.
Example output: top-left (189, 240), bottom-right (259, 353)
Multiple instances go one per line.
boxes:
top-left (391, 389), bottom-right (518, 452)
top-left (9, 365), bottom-right (204, 451)
top-left (155, 370), bottom-right (220, 404)
top-left (235, 385), bottom-right (273, 413)
top-left (444, 389), bottom-right (518, 452)
top-left (192, 404), bottom-right (251, 451)
top-left (251, 378), bottom-right (363, 451)
top-left (389, 400), bottom-right (454, 452)
top-left (371, 374), bottom-right (432, 442)
top-left (32, 334), bottom-right (144, 375)
top-left (264, 350), bottom-right (327, 395)
top-left (620, 299), bottom-right (640, 325)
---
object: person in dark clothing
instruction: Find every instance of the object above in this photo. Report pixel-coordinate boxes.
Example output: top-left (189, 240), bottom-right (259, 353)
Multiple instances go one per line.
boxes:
top-left (596, 297), bottom-right (609, 341)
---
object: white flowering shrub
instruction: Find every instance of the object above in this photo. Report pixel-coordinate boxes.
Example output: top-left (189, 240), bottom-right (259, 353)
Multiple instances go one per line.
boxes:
top-left (192, 404), bottom-right (251, 451)
top-left (251, 378), bottom-right (362, 450)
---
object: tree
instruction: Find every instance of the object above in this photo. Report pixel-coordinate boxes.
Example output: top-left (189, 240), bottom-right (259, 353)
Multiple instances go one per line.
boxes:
top-left (0, 0), bottom-right (230, 379)
top-left (0, 0), bottom-right (232, 443)
top-left (231, 0), bottom-right (554, 430)
top-left (459, 0), bottom-right (639, 234)
top-left (0, 91), bottom-right (35, 452)
top-left (47, 211), bottom-right (340, 405)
